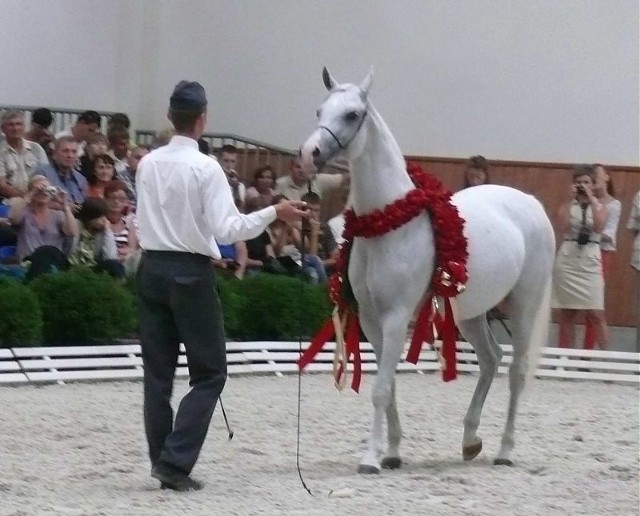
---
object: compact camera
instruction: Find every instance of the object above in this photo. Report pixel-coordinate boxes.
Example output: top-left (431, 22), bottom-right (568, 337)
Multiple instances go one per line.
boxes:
top-left (575, 185), bottom-right (586, 195)
top-left (44, 186), bottom-right (59, 198)
top-left (576, 227), bottom-right (591, 246)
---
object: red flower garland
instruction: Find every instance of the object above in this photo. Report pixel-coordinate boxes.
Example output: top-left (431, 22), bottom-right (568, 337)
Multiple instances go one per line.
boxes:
top-left (330, 162), bottom-right (468, 307)
top-left (300, 162), bottom-right (469, 390)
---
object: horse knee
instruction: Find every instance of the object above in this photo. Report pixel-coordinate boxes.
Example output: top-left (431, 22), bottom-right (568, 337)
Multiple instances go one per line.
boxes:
top-left (372, 383), bottom-right (392, 409)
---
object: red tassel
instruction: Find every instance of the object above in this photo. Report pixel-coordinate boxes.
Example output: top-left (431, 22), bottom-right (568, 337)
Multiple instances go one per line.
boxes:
top-left (345, 314), bottom-right (362, 392)
top-left (298, 318), bottom-right (335, 370)
top-left (441, 299), bottom-right (458, 382)
top-left (406, 299), bottom-right (434, 364)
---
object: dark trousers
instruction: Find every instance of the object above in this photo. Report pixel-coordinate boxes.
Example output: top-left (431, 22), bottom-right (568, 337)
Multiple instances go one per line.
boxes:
top-left (136, 251), bottom-right (227, 475)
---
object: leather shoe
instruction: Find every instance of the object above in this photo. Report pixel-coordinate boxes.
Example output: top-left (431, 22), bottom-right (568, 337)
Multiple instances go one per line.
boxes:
top-left (151, 463), bottom-right (204, 492)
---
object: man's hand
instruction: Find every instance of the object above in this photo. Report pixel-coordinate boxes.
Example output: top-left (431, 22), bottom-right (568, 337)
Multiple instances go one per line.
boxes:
top-left (274, 200), bottom-right (309, 224)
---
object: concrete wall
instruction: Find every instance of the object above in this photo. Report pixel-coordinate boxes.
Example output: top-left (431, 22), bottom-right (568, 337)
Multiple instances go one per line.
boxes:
top-left (1, 0), bottom-right (637, 165)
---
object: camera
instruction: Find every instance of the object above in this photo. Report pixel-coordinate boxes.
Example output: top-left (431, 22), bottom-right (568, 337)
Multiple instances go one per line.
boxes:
top-left (44, 186), bottom-right (58, 197)
top-left (576, 227), bottom-right (591, 246)
top-left (576, 185), bottom-right (586, 195)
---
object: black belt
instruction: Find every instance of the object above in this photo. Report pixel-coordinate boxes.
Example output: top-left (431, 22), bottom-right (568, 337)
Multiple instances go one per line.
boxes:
top-left (143, 250), bottom-right (211, 263)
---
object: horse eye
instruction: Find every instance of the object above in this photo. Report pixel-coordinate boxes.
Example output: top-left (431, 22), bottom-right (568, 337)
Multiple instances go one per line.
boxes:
top-left (345, 111), bottom-right (359, 122)
top-left (315, 109), bottom-right (321, 118)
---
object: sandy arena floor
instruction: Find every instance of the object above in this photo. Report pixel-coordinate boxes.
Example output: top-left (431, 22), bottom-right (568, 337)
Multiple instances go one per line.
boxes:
top-left (0, 373), bottom-right (638, 516)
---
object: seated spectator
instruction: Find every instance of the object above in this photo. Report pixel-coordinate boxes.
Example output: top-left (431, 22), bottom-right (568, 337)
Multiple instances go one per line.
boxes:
top-left (86, 154), bottom-right (116, 199)
top-left (68, 198), bottom-right (125, 278)
top-left (108, 124), bottom-right (130, 175)
top-left (275, 156), bottom-right (348, 202)
top-left (116, 145), bottom-right (149, 210)
top-left (218, 145), bottom-right (246, 211)
top-left (241, 201), bottom-right (287, 276)
top-left (25, 108), bottom-right (55, 159)
top-left (38, 136), bottom-right (88, 211)
top-left (462, 155), bottom-right (491, 189)
top-left (104, 180), bottom-right (139, 275)
top-left (0, 110), bottom-right (49, 200)
top-left (213, 240), bottom-right (248, 280)
top-left (78, 133), bottom-right (109, 178)
top-left (270, 208), bottom-right (327, 284)
top-left (55, 110), bottom-right (101, 157)
top-left (8, 175), bottom-right (77, 262)
top-left (153, 127), bottom-right (174, 148)
top-left (300, 191), bottom-right (338, 277)
top-left (245, 165), bottom-right (276, 211)
top-left (108, 112), bottom-right (131, 131)
top-left (197, 138), bottom-right (210, 156)
top-left (327, 189), bottom-right (349, 246)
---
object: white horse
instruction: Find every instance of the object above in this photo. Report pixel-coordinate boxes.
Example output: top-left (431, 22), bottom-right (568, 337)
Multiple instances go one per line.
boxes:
top-left (299, 68), bottom-right (555, 474)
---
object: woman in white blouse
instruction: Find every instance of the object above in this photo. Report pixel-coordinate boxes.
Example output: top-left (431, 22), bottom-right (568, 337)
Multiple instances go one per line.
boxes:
top-left (583, 164), bottom-right (621, 350)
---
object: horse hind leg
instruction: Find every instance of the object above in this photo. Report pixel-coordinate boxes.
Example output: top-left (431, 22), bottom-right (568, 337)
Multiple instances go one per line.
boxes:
top-left (457, 314), bottom-right (503, 461)
top-left (495, 279), bottom-right (551, 466)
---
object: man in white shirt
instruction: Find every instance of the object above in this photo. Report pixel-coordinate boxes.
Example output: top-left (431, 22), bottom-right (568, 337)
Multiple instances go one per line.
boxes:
top-left (136, 80), bottom-right (307, 492)
top-left (0, 110), bottom-right (49, 199)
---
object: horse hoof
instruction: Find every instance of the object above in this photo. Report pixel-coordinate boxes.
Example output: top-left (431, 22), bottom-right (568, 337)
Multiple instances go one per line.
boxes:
top-left (381, 457), bottom-right (402, 470)
top-left (493, 458), bottom-right (514, 467)
top-left (462, 441), bottom-right (483, 461)
top-left (357, 464), bottom-right (380, 475)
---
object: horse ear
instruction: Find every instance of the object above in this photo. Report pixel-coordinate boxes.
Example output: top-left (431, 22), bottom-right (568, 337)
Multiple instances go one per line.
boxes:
top-left (322, 66), bottom-right (337, 91)
top-left (359, 66), bottom-right (374, 98)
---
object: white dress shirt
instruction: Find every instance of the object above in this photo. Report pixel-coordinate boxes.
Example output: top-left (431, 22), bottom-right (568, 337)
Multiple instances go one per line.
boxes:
top-left (136, 135), bottom-right (276, 258)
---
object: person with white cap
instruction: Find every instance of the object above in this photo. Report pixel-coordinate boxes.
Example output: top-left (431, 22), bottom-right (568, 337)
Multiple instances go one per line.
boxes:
top-left (136, 80), bottom-right (308, 491)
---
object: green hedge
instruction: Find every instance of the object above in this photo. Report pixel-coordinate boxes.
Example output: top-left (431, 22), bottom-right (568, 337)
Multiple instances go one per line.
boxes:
top-left (0, 277), bottom-right (43, 346)
top-left (0, 269), bottom-right (332, 347)
top-left (30, 268), bottom-right (137, 345)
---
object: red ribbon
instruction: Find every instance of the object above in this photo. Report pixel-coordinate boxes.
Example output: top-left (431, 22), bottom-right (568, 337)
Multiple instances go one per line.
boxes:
top-left (298, 312), bottom-right (363, 393)
top-left (405, 296), bottom-right (457, 382)
top-left (298, 318), bottom-right (334, 371)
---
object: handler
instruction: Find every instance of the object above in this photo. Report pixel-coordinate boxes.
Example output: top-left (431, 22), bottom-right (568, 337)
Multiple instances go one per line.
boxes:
top-left (136, 80), bottom-right (308, 491)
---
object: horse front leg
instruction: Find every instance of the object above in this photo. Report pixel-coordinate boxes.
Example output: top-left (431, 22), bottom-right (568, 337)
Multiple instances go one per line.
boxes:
top-left (358, 317), bottom-right (408, 474)
top-left (381, 378), bottom-right (403, 469)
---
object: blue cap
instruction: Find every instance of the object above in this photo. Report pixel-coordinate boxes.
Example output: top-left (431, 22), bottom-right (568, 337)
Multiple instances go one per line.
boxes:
top-left (170, 80), bottom-right (207, 110)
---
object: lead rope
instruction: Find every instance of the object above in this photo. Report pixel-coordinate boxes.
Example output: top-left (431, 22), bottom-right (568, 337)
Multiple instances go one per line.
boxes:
top-left (295, 179), bottom-right (314, 496)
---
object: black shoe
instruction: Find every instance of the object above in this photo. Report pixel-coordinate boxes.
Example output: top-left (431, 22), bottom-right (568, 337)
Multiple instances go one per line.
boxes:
top-left (151, 463), bottom-right (204, 492)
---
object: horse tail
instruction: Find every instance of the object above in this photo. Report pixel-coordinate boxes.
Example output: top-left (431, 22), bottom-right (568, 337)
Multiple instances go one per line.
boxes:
top-left (525, 275), bottom-right (552, 384)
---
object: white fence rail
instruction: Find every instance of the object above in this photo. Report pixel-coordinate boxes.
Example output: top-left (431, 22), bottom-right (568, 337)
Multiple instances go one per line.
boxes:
top-left (1, 341), bottom-right (638, 386)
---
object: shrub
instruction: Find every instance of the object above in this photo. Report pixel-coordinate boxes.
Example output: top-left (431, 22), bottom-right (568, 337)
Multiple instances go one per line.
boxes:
top-left (0, 277), bottom-right (43, 347)
top-left (215, 276), bottom-right (246, 338)
top-left (226, 274), bottom-right (332, 340)
top-left (30, 268), bottom-right (137, 344)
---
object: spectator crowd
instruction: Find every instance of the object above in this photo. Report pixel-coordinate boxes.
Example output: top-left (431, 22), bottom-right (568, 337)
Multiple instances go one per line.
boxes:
top-left (0, 108), bottom-right (349, 285)
top-left (0, 108), bottom-right (638, 349)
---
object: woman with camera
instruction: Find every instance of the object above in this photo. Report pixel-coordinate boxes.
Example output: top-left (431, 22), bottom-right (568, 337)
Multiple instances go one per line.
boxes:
top-left (552, 164), bottom-right (608, 349)
top-left (8, 175), bottom-right (78, 280)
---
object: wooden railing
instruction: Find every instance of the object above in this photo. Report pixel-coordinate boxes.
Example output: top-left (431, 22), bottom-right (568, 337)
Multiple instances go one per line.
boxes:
top-left (0, 105), bottom-right (117, 136)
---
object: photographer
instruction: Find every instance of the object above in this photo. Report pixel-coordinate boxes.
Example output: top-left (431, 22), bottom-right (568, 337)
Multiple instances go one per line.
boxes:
top-left (551, 164), bottom-right (608, 349)
top-left (7, 175), bottom-right (77, 280)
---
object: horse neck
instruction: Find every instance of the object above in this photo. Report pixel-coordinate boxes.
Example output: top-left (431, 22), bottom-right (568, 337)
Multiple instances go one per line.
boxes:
top-left (350, 106), bottom-right (413, 214)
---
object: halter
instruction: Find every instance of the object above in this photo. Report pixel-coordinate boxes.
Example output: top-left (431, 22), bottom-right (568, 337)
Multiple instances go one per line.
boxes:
top-left (318, 106), bottom-right (368, 153)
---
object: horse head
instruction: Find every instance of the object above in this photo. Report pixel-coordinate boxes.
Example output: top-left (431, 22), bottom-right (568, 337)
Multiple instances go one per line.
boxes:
top-left (300, 66), bottom-right (373, 173)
